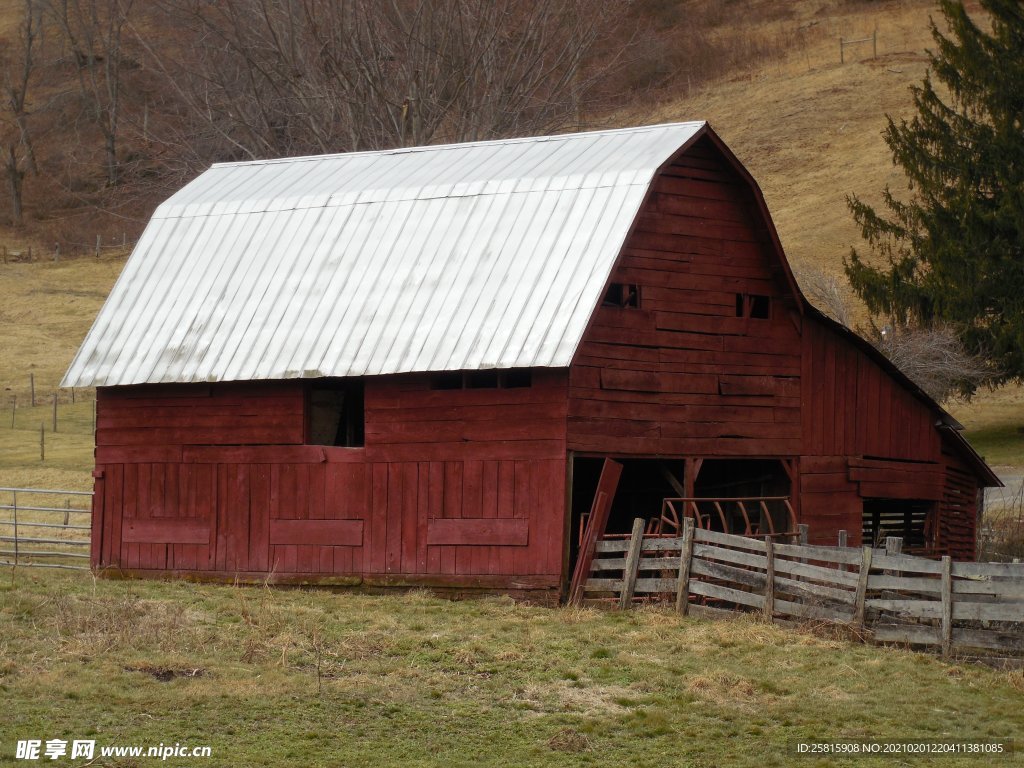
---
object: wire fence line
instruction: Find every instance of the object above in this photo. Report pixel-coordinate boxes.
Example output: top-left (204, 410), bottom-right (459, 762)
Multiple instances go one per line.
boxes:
top-left (0, 487), bottom-right (93, 570)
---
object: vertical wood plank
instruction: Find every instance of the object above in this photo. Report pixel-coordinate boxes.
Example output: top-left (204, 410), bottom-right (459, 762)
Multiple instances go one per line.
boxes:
top-left (763, 537), bottom-right (775, 619)
top-left (249, 464), bottom-right (270, 572)
top-left (416, 462), bottom-right (430, 573)
top-left (441, 462), bottom-right (462, 575)
top-left (941, 555), bottom-right (953, 659)
top-left (426, 462), bottom-right (444, 573)
top-left (122, 463), bottom-right (138, 569)
top-left (370, 463), bottom-right (389, 574)
top-left (854, 546), bottom-right (873, 627)
top-left (496, 461), bottom-right (516, 575)
top-left (400, 461), bottom-right (418, 574)
top-left (458, 459), bottom-right (483, 575)
top-left (675, 517), bottom-right (695, 615)
top-left (90, 471), bottom-right (105, 570)
top-left (480, 459), bottom-right (499, 575)
top-left (618, 517), bottom-right (647, 609)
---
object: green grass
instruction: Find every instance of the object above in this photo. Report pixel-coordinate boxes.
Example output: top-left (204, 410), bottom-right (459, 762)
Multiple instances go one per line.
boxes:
top-left (950, 386), bottom-right (1024, 470)
top-left (1, 570), bottom-right (1021, 767)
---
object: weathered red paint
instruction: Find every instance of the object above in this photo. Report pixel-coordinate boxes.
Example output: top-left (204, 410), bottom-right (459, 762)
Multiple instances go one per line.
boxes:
top-left (89, 132), bottom-right (995, 593)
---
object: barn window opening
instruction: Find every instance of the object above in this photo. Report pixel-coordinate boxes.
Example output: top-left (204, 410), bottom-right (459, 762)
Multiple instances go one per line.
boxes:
top-left (308, 380), bottom-right (364, 447)
top-left (430, 372), bottom-right (463, 390)
top-left (735, 293), bottom-right (771, 319)
top-left (503, 370), bottom-right (532, 388)
top-left (430, 370), bottom-right (532, 390)
top-left (466, 370), bottom-right (500, 389)
top-left (862, 499), bottom-right (933, 551)
top-left (602, 283), bottom-right (639, 308)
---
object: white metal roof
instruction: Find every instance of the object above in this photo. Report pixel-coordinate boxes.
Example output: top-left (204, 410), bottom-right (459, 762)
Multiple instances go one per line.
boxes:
top-left (63, 122), bottom-right (706, 387)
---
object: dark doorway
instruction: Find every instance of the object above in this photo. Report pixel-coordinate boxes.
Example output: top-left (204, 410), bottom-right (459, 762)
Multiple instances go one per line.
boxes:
top-left (692, 458), bottom-right (792, 535)
top-left (569, 457), bottom-right (687, 564)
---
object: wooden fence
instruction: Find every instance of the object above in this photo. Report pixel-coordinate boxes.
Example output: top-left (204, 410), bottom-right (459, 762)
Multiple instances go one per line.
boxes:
top-left (581, 518), bottom-right (1024, 658)
top-left (0, 487), bottom-right (93, 570)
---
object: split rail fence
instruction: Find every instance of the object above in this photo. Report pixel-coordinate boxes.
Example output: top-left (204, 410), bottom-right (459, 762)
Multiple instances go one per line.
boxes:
top-left (0, 487), bottom-right (93, 570)
top-left (581, 518), bottom-right (1024, 658)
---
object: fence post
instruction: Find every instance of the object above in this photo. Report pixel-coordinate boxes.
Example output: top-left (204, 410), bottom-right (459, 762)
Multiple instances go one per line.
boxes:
top-left (52, 393), bottom-right (58, 433)
top-left (838, 530), bottom-right (848, 573)
top-left (764, 538), bottom-right (775, 620)
top-left (840, 37), bottom-right (844, 64)
top-left (675, 517), bottom-right (695, 615)
top-left (884, 536), bottom-right (902, 577)
top-left (854, 546), bottom-right (873, 627)
top-left (940, 555), bottom-right (953, 659)
top-left (618, 517), bottom-right (646, 610)
top-left (798, 524), bottom-right (809, 546)
top-left (12, 489), bottom-right (18, 566)
top-left (10, 394), bottom-right (15, 428)
top-left (39, 421), bottom-right (44, 461)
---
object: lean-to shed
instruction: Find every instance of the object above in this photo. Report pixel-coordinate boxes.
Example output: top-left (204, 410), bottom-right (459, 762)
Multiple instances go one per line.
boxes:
top-left (64, 122), bottom-right (1000, 599)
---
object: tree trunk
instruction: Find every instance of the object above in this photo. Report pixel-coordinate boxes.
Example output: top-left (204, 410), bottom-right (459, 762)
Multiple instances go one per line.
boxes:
top-left (6, 145), bottom-right (25, 227)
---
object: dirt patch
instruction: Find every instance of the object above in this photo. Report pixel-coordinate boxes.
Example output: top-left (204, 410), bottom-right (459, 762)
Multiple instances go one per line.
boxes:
top-left (519, 680), bottom-right (632, 717)
top-left (686, 671), bottom-right (766, 709)
top-left (547, 727), bottom-right (591, 753)
top-left (124, 664), bottom-right (206, 682)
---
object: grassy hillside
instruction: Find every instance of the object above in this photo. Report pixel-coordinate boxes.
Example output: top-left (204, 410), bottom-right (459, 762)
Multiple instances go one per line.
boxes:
top-left (1, 570), bottom-right (1021, 768)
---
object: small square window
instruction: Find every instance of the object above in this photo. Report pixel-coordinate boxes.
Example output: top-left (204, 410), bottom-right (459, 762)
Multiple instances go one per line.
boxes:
top-left (735, 293), bottom-right (770, 319)
top-left (308, 380), bottom-right (364, 447)
top-left (602, 283), bottom-right (639, 308)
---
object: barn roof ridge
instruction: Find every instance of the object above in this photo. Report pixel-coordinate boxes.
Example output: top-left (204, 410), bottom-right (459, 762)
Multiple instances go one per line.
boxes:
top-left (208, 120), bottom-right (708, 169)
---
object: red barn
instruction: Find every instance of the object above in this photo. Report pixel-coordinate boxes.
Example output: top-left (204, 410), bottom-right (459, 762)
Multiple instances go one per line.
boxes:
top-left (64, 122), bottom-right (999, 600)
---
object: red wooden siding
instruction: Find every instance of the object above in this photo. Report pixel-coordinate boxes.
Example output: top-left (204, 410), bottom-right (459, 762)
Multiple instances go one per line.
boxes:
top-left (801, 318), bottom-right (939, 462)
top-left (96, 382), bottom-right (305, 447)
top-left (567, 138), bottom-right (802, 457)
top-left (936, 446), bottom-right (979, 561)
top-left (798, 456), bottom-right (861, 546)
top-left (93, 371), bottom-right (568, 589)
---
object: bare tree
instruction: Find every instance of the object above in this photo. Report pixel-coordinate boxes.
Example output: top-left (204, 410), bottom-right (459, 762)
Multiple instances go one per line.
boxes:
top-left (45, 0), bottom-right (134, 186)
top-left (793, 262), bottom-right (854, 328)
top-left (138, 0), bottom-right (626, 166)
top-left (872, 322), bottom-right (993, 403)
top-left (794, 262), bottom-right (992, 401)
top-left (1, 0), bottom-right (42, 226)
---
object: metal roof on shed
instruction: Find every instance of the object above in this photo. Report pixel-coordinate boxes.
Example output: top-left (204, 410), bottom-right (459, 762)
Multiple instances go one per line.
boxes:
top-left (63, 121), bottom-right (706, 387)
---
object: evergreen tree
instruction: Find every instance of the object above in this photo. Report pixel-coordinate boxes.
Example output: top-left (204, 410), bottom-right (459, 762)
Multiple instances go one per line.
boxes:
top-left (845, 0), bottom-right (1024, 382)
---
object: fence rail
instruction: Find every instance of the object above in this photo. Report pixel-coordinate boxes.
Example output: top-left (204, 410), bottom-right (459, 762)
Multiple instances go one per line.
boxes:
top-left (580, 518), bottom-right (1024, 658)
top-left (0, 487), bottom-right (93, 570)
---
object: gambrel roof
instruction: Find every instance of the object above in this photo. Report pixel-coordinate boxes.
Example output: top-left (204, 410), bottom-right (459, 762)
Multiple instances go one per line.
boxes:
top-left (63, 122), bottom-right (707, 387)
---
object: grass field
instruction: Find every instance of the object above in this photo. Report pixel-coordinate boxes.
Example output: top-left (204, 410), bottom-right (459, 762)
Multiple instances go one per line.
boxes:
top-left (0, 568), bottom-right (1021, 768)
